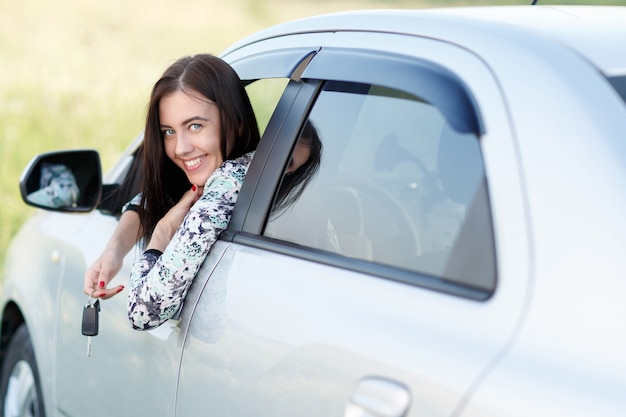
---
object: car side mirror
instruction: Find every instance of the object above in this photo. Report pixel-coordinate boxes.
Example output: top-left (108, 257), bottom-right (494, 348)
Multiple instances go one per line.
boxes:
top-left (19, 149), bottom-right (103, 212)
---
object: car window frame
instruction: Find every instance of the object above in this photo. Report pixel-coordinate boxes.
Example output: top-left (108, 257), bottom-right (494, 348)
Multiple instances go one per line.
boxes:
top-left (223, 45), bottom-right (494, 301)
top-left (221, 47), bottom-right (320, 235)
top-left (224, 78), bottom-right (322, 236)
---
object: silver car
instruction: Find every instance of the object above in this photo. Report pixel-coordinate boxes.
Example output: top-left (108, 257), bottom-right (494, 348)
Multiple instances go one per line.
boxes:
top-left (2, 5), bottom-right (626, 417)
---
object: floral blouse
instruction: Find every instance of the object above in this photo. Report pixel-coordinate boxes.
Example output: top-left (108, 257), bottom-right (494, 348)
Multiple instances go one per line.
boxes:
top-left (127, 152), bottom-right (254, 330)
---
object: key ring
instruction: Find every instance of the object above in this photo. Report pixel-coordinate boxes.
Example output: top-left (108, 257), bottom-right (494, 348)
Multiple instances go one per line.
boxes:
top-left (87, 292), bottom-right (100, 309)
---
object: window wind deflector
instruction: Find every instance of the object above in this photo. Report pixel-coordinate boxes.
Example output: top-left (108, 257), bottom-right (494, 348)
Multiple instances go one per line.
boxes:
top-left (302, 48), bottom-right (483, 135)
top-left (228, 48), bottom-right (319, 81)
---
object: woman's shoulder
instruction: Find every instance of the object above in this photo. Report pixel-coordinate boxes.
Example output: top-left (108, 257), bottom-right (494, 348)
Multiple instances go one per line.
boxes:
top-left (222, 151), bottom-right (255, 173)
top-left (233, 151), bottom-right (255, 166)
top-left (207, 151), bottom-right (255, 185)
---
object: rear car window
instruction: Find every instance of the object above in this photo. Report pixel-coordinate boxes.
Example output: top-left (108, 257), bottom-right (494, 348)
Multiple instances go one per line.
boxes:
top-left (264, 80), bottom-right (496, 294)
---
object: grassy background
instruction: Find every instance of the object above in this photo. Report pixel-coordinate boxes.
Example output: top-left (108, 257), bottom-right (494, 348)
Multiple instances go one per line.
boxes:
top-left (1, 0), bottom-right (625, 272)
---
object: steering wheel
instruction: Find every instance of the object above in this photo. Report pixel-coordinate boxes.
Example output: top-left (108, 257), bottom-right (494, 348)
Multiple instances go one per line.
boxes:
top-left (329, 175), bottom-right (422, 263)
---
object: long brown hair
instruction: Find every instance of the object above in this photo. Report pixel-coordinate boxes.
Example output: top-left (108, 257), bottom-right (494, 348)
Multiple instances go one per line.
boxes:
top-left (271, 120), bottom-right (322, 217)
top-left (138, 54), bottom-right (260, 242)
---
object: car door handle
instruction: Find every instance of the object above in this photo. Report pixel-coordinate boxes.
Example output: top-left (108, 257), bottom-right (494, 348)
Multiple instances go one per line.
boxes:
top-left (345, 376), bottom-right (411, 417)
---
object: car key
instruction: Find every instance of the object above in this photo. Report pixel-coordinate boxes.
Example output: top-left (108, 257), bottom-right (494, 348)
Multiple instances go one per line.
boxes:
top-left (82, 297), bottom-right (100, 356)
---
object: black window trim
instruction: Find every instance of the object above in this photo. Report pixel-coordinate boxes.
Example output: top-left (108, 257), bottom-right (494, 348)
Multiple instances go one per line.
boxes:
top-left (225, 79), bottom-right (323, 238)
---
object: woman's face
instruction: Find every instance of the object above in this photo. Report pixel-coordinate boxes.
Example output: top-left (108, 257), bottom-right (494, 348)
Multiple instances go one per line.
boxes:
top-left (160, 89), bottom-right (223, 187)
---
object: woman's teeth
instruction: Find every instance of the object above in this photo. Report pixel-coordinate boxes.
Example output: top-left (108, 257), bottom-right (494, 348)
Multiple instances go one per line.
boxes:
top-left (184, 156), bottom-right (204, 168)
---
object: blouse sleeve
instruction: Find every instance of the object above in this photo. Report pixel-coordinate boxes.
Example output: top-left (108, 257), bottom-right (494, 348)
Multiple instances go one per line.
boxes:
top-left (127, 152), bottom-right (253, 330)
top-left (122, 193), bottom-right (142, 213)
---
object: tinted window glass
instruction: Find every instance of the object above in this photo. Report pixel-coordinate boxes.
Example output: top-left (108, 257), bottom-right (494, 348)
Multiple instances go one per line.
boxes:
top-left (608, 75), bottom-right (626, 105)
top-left (265, 81), bottom-right (496, 292)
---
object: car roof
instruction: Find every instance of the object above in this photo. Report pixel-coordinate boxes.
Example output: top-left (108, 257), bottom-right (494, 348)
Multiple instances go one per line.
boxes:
top-left (223, 6), bottom-right (626, 77)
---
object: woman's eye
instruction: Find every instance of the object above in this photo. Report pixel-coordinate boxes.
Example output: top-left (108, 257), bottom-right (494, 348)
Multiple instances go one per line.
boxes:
top-left (190, 123), bottom-right (202, 131)
top-left (162, 129), bottom-right (175, 137)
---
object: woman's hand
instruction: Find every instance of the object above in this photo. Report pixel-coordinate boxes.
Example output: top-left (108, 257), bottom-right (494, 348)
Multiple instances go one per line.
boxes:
top-left (84, 249), bottom-right (126, 299)
top-left (83, 210), bottom-right (140, 299)
top-left (147, 185), bottom-right (202, 252)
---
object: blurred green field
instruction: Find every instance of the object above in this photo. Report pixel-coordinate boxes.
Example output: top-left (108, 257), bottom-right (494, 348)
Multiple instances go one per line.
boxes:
top-left (1, 0), bottom-right (625, 272)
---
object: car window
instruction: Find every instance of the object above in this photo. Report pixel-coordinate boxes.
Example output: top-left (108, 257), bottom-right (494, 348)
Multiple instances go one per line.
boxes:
top-left (244, 78), bottom-right (289, 136)
top-left (264, 80), bottom-right (496, 293)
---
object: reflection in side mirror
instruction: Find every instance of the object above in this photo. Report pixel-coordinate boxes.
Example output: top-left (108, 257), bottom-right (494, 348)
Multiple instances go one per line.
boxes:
top-left (19, 149), bottom-right (102, 213)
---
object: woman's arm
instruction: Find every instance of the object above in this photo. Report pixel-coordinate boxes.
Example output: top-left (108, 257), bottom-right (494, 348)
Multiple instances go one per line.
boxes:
top-left (84, 208), bottom-right (141, 299)
top-left (127, 153), bottom-right (253, 330)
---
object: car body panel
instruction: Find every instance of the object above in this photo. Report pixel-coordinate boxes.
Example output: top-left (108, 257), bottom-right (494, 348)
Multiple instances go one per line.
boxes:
top-left (53, 213), bottom-right (183, 416)
top-left (223, 6), bottom-right (626, 75)
top-left (176, 243), bottom-right (507, 417)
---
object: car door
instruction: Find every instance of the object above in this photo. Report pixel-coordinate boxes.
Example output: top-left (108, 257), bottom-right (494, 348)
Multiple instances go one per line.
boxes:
top-left (175, 32), bottom-right (530, 417)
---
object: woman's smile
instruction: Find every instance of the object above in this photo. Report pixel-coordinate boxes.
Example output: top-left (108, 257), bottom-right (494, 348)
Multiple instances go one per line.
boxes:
top-left (183, 155), bottom-right (206, 170)
top-left (159, 89), bottom-right (224, 186)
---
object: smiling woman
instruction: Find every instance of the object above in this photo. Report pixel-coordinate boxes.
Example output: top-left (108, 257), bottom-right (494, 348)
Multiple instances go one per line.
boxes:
top-left (76, 54), bottom-right (262, 333)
